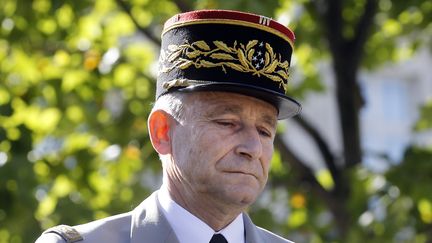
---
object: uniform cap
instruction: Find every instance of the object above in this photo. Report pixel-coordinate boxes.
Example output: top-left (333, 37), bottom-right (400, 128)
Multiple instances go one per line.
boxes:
top-left (157, 9), bottom-right (301, 119)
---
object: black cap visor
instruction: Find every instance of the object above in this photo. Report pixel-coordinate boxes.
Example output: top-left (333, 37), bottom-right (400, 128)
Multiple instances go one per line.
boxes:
top-left (169, 82), bottom-right (301, 119)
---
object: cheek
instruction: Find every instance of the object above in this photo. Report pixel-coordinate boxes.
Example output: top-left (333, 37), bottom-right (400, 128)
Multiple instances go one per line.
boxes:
top-left (173, 126), bottom-right (214, 173)
top-left (261, 143), bottom-right (274, 172)
top-left (171, 126), bottom-right (196, 169)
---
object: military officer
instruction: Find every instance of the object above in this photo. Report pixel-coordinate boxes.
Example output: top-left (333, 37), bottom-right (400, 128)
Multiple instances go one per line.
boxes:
top-left (36, 9), bottom-right (301, 243)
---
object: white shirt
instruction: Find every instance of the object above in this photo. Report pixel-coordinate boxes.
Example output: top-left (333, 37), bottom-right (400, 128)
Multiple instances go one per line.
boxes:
top-left (158, 186), bottom-right (245, 243)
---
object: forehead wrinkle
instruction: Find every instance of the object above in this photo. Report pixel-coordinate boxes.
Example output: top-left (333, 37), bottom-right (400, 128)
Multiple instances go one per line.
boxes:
top-left (204, 103), bottom-right (277, 129)
top-left (186, 92), bottom-right (277, 125)
top-left (261, 113), bottom-right (277, 128)
top-left (204, 104), bottom-right (243, 119)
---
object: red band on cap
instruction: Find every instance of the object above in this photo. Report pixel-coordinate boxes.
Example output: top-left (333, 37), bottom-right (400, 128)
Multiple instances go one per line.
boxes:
top-left (164, 10), bottom-right (295, 43)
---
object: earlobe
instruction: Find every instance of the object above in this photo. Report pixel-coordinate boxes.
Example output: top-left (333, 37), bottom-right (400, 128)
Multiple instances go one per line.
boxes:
top-left (148, 110), bottom-right (173, 155)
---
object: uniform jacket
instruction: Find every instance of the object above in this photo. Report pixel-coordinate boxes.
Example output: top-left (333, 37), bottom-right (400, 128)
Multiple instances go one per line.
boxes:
top-left (35, 191), bottom-right (293, 243)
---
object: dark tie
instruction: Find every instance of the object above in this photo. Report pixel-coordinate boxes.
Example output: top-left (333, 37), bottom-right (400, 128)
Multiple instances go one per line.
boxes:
top-left (209, 234), bottom-right (228, 243)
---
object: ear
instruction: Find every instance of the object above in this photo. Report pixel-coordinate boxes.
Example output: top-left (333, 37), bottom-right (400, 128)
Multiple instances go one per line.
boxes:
top-left (148, 110), bottom-right (174, 155)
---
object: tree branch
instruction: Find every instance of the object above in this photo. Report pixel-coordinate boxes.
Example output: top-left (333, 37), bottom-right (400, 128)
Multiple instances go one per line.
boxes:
top-left (293, 116), bottom-right (341, 188)
top-left (312, 0), bottom-right (364, 167)
top-left (115, 0), bottom-right (161, 47)
top-left (314, 0), bottom-right (344, 59)
top-left (273, 134), bottom-right (350, 235)
top-left (350, 0), bottom-right (378, 67)
top-left (274, 134), bottom-right (327, 196)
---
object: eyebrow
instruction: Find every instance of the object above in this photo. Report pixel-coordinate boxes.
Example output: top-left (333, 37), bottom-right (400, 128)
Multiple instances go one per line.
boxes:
top-left (205, 105), bottom-right (242, 119)
top-left (261, 114), bottom-right (277, 128)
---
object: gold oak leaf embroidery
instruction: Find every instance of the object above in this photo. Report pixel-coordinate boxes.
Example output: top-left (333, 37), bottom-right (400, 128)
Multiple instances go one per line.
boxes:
top-left (159, 40), bottom-right (290, 91)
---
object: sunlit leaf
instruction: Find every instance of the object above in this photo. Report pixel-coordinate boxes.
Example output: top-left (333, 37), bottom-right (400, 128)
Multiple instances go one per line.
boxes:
top-left (36, 196), bottom-right (57, 219)
top-left (288, 209), bottom-right (307, 227)
top-left (315, 169), bottom-right (334, 190)
top-left (114, 64), bottom-right (136, 87)
top-left (37, 18), bottom-right (57, 35)
top-left (56, 4), bottom-right (74, 29)
top-left (0, 87), bottom-right (11, 105)
top-left (382, 19), bottom-right (402, 37)
top-left (418, 199), bottom-right (432, 223)
top-left (66, 105), bottom-right (85, 123)
top-left (270, 149), bottom-right (286, 176)
top-left (32, 0), bottom-right (51, 13)
top-left (53, 50), bottom-right (71, 67)
top-left (23, 107), bottom-right (61, 133)
top-left (105, 12), bottom-right (136, 37)
top-left (62, 70), bottom-right (89, 92)
top-left (1, 0), bottom-right (431, 242)
top-left (33, 161), bottom-right (50, 177)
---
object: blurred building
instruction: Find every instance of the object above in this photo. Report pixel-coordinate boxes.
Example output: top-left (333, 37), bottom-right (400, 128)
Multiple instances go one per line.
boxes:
top-left (284, 48), bottom-right (432, 173)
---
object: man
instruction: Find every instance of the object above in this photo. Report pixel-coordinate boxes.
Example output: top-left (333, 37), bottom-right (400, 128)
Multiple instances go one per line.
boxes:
top-left (36, 9), bottom-right (301, 243)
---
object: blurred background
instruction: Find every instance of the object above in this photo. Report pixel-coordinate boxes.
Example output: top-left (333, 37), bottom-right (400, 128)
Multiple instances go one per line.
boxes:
top-left (0, 0), bottom-right (431, 242)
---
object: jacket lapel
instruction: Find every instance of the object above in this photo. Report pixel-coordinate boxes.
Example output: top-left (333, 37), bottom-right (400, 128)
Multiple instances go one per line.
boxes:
top-left (243, 213), bottom-right (264, 243)
top-left (130, 191), bottom-right (266, 243)
top-left (130, 191), bottom-right (180, 243)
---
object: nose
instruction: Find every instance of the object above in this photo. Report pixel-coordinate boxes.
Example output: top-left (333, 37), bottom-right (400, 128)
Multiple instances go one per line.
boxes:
top-left (234, 126), bottom-right (263, 160)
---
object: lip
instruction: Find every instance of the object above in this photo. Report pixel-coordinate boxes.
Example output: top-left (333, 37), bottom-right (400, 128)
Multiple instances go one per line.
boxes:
top-left (224, 170), bottom-right (258, 179)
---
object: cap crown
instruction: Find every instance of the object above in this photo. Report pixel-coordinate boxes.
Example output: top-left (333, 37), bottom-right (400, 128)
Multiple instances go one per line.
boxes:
top-left (156, 10), bottom-right (301, 119)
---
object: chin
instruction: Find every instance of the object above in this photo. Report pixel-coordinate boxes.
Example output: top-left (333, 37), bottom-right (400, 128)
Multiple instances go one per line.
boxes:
top-left (227, 187), bottom-right (260, 206)
top-left (239, 196), bottom-right (257, 206)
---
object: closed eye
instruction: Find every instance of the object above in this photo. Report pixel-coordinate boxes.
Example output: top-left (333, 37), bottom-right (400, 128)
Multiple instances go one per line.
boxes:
top-left (215, 120), bottom-right (236, 127)
top-left (258, 128), bottom-right (272, 138)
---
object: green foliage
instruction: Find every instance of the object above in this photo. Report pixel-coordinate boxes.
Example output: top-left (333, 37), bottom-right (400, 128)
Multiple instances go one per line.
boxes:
top-left (387, 147), bottom-right (432, 202)
top-left (0, 0), bottom-right (431, 242)
top-left (385, 147), bottom-right (432, 240)
top-left (415, 100), bottom-right (432, 131)
top-left (364, 0), bottom-right (432, 68)
top-left (0, 0), bottom-right (170, 241)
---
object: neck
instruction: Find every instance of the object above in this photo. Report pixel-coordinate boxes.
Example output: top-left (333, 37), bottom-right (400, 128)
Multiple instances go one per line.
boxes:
top-left (162, 180), bottom-right (244, 231)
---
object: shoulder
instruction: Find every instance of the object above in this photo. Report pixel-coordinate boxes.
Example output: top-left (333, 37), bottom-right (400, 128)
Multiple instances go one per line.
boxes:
top-left (255, 226), bottom-right (295, 243)
top-left (243, 213), bottom-right (294, 243)
top-left (35, 225), bottom-right (83, 243)
top-left (35, 213), bottom-right (132, 243)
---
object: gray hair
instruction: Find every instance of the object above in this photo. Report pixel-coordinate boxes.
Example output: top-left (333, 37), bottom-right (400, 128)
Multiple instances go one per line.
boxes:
top-left (150, 92), bottom-right (189, 165)
top-left (151, 92), bottom-right (188, 123)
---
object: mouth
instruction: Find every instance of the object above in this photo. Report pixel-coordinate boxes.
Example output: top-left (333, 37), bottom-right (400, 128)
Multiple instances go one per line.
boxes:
top-left (224, 171), bottom-right (258, 179)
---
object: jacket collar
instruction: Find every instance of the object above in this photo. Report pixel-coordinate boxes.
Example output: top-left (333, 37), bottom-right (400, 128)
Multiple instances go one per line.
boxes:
top-left (130, 191), bottom-right (180, 243)
top-left (130, 190), bottom-right (264, 243)
top-left (243, 213), bottom-right (265, 243)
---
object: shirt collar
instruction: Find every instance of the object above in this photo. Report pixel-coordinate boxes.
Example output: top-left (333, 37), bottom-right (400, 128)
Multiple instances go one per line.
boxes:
top-left (158, 185), bottom-right (245, 243)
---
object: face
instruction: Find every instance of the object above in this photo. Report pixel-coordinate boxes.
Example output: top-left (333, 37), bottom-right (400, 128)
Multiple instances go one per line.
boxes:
top-left (167, 92), bottom-right (278, 208)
